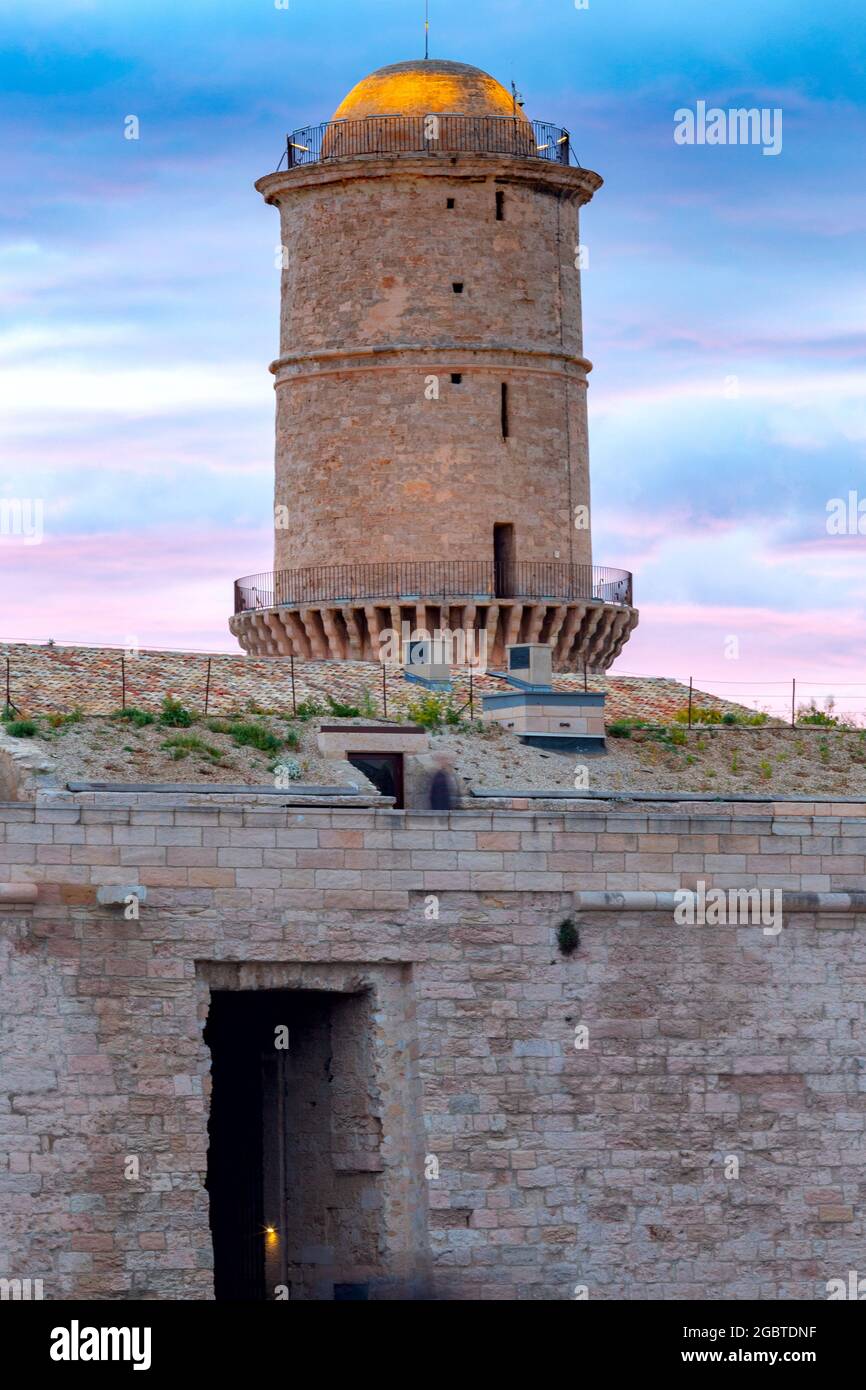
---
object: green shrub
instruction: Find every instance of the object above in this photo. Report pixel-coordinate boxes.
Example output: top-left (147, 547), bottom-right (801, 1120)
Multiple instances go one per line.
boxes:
top-left (228, 721), bottom-right (282, 754)
top-left (797, 700), bottom-right (847, 727)
top-left (759, 759), bottom-right (773, 780)
top-left (283, 727), bottom-right (300, 750)
top-left (159, 697), bottom-right (194, 728)
top-left (113, 707), bottom-right (156, 728)
top-left (358, 688), bottom-right (378, 718)
top-left (556, 919), bottom-right (580, 956)
top-left (295, 699), bottom-right (325, 722)
top-left (161, 734), bottom-right (223, 764)
top-left (4, 719), bottom-right (38, 738)
top-left (669, 726), bottom-right (687, 747)
top-left (674, 705), bottom-right (723, 725)
top-left (405, 693), bottom-right (455, 730)
top-left (205, 718), bottom-right (233, 735)
top-left (46, 708), bottom-right (83, 730)
top-left (607, 718), bottom-right (672, 745)
top-left (326, 696), bottom-right (361, 718)
top-left (675, 704), bottom-right (768, 727)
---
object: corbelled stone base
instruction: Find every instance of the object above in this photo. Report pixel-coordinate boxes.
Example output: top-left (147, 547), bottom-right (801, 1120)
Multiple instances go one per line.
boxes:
top-left (230, 597), bottom-right (638, 672)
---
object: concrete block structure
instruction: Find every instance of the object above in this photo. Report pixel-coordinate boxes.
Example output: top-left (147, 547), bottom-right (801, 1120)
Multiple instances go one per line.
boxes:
top-left (481, 689), bottom-right (607, 751)
top-left (230, 57), bottom-right (638, 671)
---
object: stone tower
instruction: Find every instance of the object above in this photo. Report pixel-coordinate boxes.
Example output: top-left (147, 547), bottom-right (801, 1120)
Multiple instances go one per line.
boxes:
top-left (231, 57), bottom-right (638, 671)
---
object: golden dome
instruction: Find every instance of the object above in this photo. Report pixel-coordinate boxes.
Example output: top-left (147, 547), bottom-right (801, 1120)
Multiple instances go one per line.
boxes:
top-left (332, 58), bottom-right (531, 126)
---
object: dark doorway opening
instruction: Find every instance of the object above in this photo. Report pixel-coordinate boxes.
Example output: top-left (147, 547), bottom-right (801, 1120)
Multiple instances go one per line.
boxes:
top-left (205, 988), bottom-right (384, 1301)
top-left (205, 990), bottom-right (269, 1301)
top-left (347, 751), bottom-right (404, 808)
top-left (494, 522), bottom-right (516, 598)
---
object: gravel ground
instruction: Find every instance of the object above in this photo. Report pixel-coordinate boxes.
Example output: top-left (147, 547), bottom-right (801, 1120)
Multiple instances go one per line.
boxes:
top-left (434, 722), bottom-right (866, 798)
top-left (5, 711), bottom-right (866, 799)
top-left (13, 713), bottom-right (338, 789)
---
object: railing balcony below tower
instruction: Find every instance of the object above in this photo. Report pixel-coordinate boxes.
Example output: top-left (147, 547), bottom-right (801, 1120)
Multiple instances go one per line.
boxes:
top-left (278, 116), bottom-right (576, 170)
top-left (233, 562), bottom-right (633, 615)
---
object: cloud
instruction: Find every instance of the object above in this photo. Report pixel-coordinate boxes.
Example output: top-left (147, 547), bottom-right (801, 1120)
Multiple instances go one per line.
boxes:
top-left (2, 0), bottom-right (865, 700)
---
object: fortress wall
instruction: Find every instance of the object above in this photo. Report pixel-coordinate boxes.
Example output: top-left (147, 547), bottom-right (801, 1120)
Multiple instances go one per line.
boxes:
top-left (1, 796), bottom-right (864, 1300)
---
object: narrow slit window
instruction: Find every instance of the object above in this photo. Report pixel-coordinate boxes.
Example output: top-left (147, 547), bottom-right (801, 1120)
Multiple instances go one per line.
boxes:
top-left (452, 281), bottom-right (464, 294)
top-left (500, 382), bottom-right (510, 438)
top-left (446, 198), bottom-right (455, 209)
top-left (496, 191), bottom-right (505, 221)
top-left (450, 373), bottom-right (463, 385)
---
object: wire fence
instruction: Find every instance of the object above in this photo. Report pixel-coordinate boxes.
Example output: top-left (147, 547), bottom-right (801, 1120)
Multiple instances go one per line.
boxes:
top-left (615, 673), bottom-right (866, 731)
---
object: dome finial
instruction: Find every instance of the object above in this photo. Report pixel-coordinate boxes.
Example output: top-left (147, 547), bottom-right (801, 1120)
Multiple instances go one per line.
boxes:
top-left (424, 0), bottom-right (429, 61)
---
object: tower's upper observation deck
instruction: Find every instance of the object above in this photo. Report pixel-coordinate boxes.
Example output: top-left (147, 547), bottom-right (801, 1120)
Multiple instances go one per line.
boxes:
top-left (279, 58), bottom-right (575, 169)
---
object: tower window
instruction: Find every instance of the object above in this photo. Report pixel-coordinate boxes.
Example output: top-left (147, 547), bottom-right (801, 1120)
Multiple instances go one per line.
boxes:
top-left (446, 198), bottom-right (455, 209)
top-left (496, 191), bottom-right (505, 221)
top-left (452, 282), bottom-right (464, 294)
top-left (500, 382), bottom-right (510, 438)
top-left (450, 373), bottom-right (462, 385)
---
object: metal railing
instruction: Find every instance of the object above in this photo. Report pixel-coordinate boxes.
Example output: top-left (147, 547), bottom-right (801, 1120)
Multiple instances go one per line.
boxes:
top-left (277, 116), bottom-right (576, 169)
top-left (233, 562), bottom-right (633, 615)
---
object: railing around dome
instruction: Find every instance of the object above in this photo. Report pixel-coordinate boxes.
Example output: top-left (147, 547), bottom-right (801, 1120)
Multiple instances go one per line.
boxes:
top-left (233, 562), bottom-right (633, 615)
top-left (277, 116), bottom-right (576, 170)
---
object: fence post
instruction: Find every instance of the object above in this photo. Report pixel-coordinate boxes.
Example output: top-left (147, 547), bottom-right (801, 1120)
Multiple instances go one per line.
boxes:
top-left (584, 658), bottom-right (588, 694)
top-left (382, 663), bottom-right (388, 720)
top-left (290, 653), bottom-right (297, 717)
top-left (791, 679), bottom-right (796, 729)
top-left (204, 658), bottom-right (212, 716)
top-left (121, 655), bottom-right (126, 711)
top-left (5, 656), bottom-right (9, 712)
top-left (469, 669), bottom-right (474, 723)
top-left (688, 677), bottom-right (693, 730)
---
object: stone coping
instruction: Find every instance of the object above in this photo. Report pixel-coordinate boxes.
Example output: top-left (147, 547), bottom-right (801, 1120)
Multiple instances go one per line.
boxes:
top-left (4, 795), bottom-right (866, 831)
top-left (317, 724), bottom-right (426, 735)
top-left (471, 788), bottom-right (866, 807)
top-left (481, 690), bottom-right (607, 708)
top-left (65, 781), bottom-right (365, 796)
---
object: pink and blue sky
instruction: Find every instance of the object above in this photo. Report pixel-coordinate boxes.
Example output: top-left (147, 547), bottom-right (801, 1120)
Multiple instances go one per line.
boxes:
top-left (1, 0), bottom-right (865, 717)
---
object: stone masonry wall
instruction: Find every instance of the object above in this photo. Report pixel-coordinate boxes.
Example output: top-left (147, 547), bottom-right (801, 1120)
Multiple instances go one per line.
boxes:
top-left (265, 157), bottom-right (594, 574)
top-left (1, 791), bottom-right (865, 1299)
